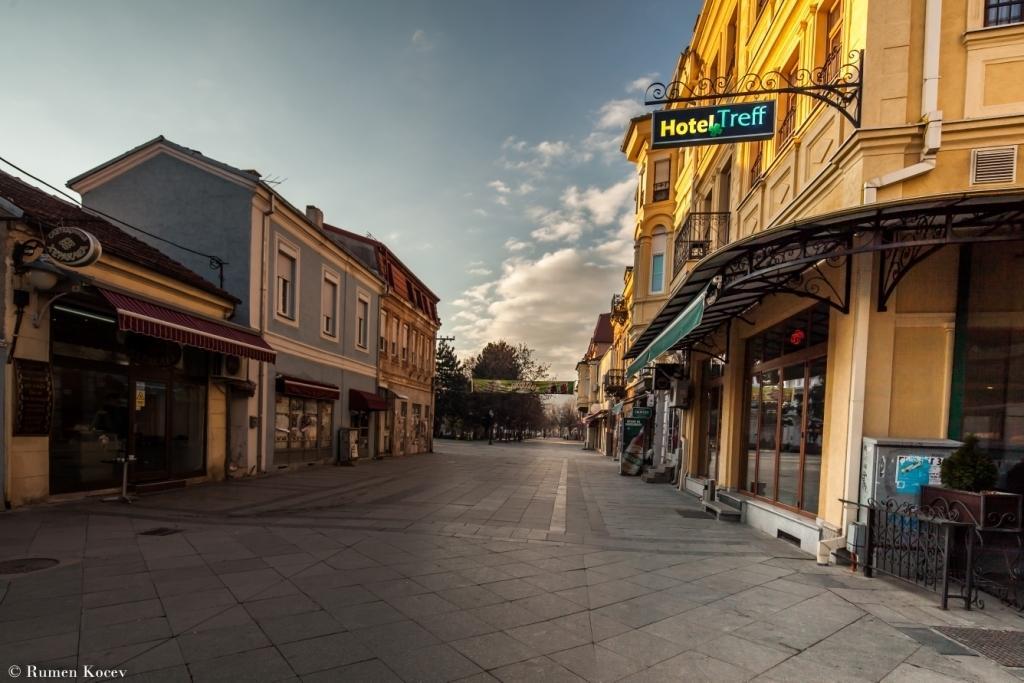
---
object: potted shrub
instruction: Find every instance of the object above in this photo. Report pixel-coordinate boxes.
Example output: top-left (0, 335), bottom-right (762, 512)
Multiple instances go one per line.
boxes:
top-left (920, 435), bottom-right (1022, 529)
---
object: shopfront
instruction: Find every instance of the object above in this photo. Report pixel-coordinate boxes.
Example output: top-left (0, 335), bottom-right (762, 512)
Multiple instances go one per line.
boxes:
top-left (39, 288), bottom-right (274, 496)
top-left (274, 376), bottom-right (339, 466)
top-left (742, 302), bottom-right (829, 516)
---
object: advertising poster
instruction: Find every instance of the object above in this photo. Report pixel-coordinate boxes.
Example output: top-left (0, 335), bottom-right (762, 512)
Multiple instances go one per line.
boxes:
top-left (895, 454), bottom-right (943, 494)
top-left (620, 418), bottom-right (645, 476)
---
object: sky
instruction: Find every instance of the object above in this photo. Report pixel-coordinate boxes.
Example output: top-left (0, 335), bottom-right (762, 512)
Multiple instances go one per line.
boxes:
top-left (2, 0), bottom-right (698, 378)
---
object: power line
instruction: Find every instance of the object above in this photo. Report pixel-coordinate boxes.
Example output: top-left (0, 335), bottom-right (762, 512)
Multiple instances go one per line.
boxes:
top-left (0, 154), bottom-right (229, 269)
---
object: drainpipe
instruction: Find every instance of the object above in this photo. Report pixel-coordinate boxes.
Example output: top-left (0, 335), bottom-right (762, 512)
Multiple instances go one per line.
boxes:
top-left (863, 0), bottom-right (943, 204)
top-left (256, 193), bottom-right (275, 475)
top-left (820, 0), bottom-right (944, 565)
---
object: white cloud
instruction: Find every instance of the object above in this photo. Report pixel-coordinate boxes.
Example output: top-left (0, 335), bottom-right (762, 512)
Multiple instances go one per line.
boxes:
top-left (411, 29), bottom-right (433, 51)
top-left (627, 73), bottom-right (659, 93)
top-left (595, 98), bottom-right (647, 131)
top-left (504, 239), bottom-right (528, 252)
top-left (495, 195), bottom-right (508, 206)
top-left (488, 180), bottom-right (511, 194)
top-left (473, 208), bottom-right (488, 216)
top-left (562, 178), bottom-right (634, 226)
top-left (516, 182), bottom-right (535, 195)
top-left (450, 249), bottom-right (626, 377)
top-left (468, 267), bottom-right (492, 276)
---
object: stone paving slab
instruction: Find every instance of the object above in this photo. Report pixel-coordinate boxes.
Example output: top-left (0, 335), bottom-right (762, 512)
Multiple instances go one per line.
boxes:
top-left (1, 439), bottom-right (1023, 681)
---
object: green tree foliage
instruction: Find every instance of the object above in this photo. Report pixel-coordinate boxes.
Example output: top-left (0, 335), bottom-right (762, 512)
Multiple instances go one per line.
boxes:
top-left (940, 434), bottom-right (998, 492)
top-left (433, 339), bottom-right (469, 437)
top-left (464, 341), bottom-right (550, 440)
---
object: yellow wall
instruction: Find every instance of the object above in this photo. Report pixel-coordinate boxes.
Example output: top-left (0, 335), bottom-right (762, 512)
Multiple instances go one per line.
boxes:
top-left (3, 221), bottom-right (237, 506)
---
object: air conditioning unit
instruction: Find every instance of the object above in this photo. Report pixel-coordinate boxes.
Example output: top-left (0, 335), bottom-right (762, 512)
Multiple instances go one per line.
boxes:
top-left (971, 146), bottom-right (1017, 185)
top-left (212, 353), bottom-right (246, 380)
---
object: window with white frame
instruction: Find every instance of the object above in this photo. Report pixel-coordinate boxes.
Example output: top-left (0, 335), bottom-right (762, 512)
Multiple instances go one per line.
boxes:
top-left (380, 310), bottom-right (388, 352)
top-left (651, 227), bottom-right (667, 294)
top-left (276, 241), bottom-right (298, 320)
top-left (321, 270), bottom-right (339, 338)
top-left (391, 316), bottom-right (399, 356)
top-left (355, 294), bottom-right (369, 349)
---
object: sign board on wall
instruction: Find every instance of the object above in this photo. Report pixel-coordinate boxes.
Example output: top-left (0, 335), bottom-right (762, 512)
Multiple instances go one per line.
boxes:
top-left (651, 101), bottom-right (776, 149)
top-left (14, 359), bottom-right (52, 436)
top-left (631, 406), bottom-right (653, 419)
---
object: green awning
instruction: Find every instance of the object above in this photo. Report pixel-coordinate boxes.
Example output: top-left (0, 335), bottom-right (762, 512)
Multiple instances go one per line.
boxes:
top-left (626, 285), bottom-right (707, 377)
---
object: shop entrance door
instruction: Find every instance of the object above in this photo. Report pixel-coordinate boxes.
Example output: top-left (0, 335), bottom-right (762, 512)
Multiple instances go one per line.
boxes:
top-left (132, 379), bottom-right (169, 481)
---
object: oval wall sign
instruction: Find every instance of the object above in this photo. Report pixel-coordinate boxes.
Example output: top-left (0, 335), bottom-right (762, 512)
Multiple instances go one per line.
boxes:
top-left (45, 226), bottom-right (102, 267)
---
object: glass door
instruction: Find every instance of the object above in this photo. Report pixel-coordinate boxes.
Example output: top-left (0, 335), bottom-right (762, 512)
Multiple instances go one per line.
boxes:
top-left (132, 379), bottom-right (168, 480)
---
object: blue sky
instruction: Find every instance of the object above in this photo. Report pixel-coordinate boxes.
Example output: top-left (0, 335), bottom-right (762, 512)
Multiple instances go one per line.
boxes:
top-left (2, 0), bottom-right (698, 376)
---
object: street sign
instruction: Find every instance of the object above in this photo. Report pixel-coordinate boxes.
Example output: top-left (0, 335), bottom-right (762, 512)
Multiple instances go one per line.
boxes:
top-left (651, 101), bottom-right (776, 149)
top-left (45, 226), bottom-right (102, 267)
top-left (631, 406), bottom-right (653, 419)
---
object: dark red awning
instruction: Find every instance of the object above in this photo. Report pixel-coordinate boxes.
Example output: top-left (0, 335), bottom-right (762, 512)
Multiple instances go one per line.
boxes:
top-left (277, 375), bottom-right (341, 401)
top-left (350, 389), bottom-right (387, 411)
top-left (99, 288), bottom-right (275, 363)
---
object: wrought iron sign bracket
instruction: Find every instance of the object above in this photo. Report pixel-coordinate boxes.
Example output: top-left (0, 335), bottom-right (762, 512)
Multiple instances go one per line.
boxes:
top-left (688, 320), bottom-right (730, 365)
top-left (645, 50), bottom-right (864, 128)
top-left (763, 254), bottom-right (852, 315)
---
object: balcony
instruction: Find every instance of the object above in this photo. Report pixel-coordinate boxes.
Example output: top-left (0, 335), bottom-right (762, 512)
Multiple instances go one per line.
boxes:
top-left (603, 369), bottom-right (626, 397)
top-left (673, 212), bottom-right (730, 274)
top-left (776, 105), bottom-right (796, 147)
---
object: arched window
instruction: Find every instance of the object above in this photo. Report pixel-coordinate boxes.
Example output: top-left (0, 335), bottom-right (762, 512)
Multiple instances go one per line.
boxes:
top-left (651, 227), bottom-right (667, 294)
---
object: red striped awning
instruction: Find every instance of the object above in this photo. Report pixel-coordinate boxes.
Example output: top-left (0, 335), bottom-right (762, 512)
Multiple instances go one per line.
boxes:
top-left (277, 375), bottom-right (341, 400)
top-left (99, 288), bottom-right (276, 363)
top-left (350, 389), bottom-right (387, 411)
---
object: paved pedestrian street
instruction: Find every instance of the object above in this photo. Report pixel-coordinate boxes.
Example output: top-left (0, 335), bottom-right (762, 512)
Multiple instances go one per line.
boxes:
top-left (1, 439), bottom-right (1022, 682)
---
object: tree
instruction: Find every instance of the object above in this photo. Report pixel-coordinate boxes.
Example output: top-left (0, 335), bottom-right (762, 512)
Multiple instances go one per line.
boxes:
top-left (466, 341), bottom-right (550, 441)
top-left (433, 339), bottom-right (469, 437)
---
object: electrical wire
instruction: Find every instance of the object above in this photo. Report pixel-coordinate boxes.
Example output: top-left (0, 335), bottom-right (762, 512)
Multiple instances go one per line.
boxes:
top-left (0, 153), bottom-right (227, 266)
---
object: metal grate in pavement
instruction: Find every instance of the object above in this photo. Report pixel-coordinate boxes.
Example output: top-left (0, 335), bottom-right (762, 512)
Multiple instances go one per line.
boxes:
top-left (0, 558), bottom-right (59, 575)
top-left (676, 508), bottom-right (713, 519)
top-left (138, 527), bottom-right (183, 536)
top-left (935, 627), bottom-right (1024, 666)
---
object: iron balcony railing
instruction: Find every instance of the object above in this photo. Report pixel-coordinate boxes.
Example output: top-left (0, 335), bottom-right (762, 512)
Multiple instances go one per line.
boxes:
top-left (603, 369), bottom-right (626, 396)
top-left (820, 44), bottom-right (842, 84)
top-left (674, 212), bottom-right (730, 274)
top-left (749, 145), bottom-right (764, 188)
top-left (777, 105), bottom-right (797, 146)
top-left (986, 0), bottom-right (1023, 26)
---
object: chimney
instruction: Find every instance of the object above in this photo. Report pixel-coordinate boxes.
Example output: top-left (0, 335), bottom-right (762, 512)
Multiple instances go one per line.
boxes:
top-left (306, 205), bottom-right (324, 228)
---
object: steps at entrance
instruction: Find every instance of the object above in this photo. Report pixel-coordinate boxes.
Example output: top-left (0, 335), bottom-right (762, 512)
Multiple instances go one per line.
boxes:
top-left (641, 466), bottom-right (675, 484)
top-left (702, 498), bottom-right (742, 522)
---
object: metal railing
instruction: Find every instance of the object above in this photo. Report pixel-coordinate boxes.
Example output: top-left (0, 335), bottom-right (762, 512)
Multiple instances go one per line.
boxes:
top-left (603, 369), bottom-right (626, 396)
top-left (673, 212), bottom-right (730, 275)
top-left (849, 498), bottom-right (976, 610)
top-left (986, 0), bottom-right (1023, 26)
top-left (749, 146), bottom-right (764, 188)
top-left (777, 105), bottom-right (797, 146)
top-left (821, 45), bottom-right (842, 84)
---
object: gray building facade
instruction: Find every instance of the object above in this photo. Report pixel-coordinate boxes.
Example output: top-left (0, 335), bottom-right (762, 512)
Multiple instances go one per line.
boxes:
top-left (70, 137), bottom-right (385, 471)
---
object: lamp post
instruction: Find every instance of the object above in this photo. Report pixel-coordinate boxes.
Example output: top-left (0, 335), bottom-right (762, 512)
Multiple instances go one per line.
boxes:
top-left (488, 409), bottom-right (494, 445)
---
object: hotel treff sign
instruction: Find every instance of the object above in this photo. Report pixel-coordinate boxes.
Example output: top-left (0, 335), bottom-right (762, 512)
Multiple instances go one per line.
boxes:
top-left (651, 100), bottom-right (776, 149)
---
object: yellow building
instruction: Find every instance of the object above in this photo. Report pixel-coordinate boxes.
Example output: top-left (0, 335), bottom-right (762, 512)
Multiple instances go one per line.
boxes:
top-left (1, 170), bottom-right (274, 507)
top-left (325, 225), bottom-right (441, 457)
top-left (622, 0), bottom-right (1024, 555)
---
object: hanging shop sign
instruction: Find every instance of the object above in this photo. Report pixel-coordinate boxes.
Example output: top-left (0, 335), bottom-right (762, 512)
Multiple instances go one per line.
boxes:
top-left (14, 359), bottom-right (52, 436)
top-left (45, 226), bottom-right (102, 268)
top-left (620, 418), bottom-right (646, 476)
top-left (471, 379), bottom-right (575, 394)
top-left (651, 101), bottom-right (776, 149)
top-left (631, 406), bottom-right (653, 419)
